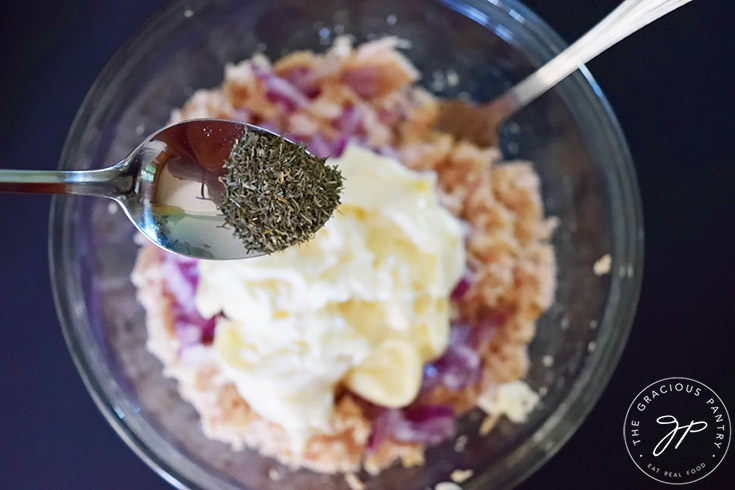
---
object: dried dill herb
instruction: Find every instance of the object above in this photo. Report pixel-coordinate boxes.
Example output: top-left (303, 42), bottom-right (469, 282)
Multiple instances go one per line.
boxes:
top-left (218, 130), bottom-right (343, 254)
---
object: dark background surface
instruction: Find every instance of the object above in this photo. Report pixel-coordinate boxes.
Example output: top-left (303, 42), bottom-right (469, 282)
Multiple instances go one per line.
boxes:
top-left (0, 0), bottom-right (732, 489)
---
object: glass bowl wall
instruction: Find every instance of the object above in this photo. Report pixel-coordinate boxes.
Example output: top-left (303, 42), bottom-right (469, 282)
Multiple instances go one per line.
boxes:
top-left (50, 1), bottom-right (643, 488)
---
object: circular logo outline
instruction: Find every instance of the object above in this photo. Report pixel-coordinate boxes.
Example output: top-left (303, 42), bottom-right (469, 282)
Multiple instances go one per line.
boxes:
top-left (623, 376), bottom-right (731, 485)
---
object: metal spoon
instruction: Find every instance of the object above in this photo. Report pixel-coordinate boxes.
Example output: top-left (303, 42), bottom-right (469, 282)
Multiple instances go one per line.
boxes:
top-left (0, 119), bottom-right (297, 260)
top-left (437, 0), bottom-right (693, 147)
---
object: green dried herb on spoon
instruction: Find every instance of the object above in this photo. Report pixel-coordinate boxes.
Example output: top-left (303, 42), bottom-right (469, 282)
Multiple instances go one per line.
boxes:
top-left (0, 119), bottom-right (342, 260)
top-left (218, 130), bottom-right (344, 255)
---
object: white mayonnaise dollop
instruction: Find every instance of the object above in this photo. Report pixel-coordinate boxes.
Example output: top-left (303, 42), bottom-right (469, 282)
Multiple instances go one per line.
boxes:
top-left (195, 144), bottom-right (465, 450)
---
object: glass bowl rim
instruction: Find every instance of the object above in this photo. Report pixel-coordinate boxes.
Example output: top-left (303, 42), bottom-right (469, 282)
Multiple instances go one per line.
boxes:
top-left (49, 0), bottom-right (644, 488)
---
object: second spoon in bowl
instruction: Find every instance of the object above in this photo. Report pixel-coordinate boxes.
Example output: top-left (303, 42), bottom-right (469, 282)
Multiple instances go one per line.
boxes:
top-left (436, 0), bottom-right (693, 148)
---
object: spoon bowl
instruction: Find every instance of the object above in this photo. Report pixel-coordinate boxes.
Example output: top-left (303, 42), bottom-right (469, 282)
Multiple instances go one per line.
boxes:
top-left (120, 119), bottom-right (260, 260)
top-left (0, 119), bottom-right (301, 260)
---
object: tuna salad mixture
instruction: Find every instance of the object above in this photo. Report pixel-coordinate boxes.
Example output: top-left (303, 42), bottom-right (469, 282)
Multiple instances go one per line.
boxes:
top-left (132, 37), bottom-right (556, 475)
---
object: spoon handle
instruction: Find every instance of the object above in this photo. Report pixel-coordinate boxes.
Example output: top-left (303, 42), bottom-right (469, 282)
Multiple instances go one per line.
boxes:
top-left (491, 0), bottom-right (692, 118)
top-left (0, 166), bottom-right (129, 198)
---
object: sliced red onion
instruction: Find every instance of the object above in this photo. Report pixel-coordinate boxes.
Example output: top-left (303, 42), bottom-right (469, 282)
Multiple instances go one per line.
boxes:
top-left (342, 67), bottom-right (380, 99)
top-left (449, 324), bottom-right (472, 345)
top-left (171, 308), bottom-right (216, 347)
top-left (252, 65), bottom-right (309, 112)
top-left (267, 77), bottom-right (310, 112)
top-left (282, 66), bottom-right (309, 87)
top-left (432, 343), bottom-right (481, 391)
top-left (366, 404), bottom-right (455, 451)
top-left (417, 314), bottom-right (505, 394)
top-left (161, 252), bottom-right (218, 347)
top-left (366, 408), bottom-right (400, 453)
top-left (420, 362), bottom-right (441, 393)
top-left (332, 136), bottom-right (348, 157)
top-left (419, 324), bottom-right (481, 393)
top-left (305, 132), bottom-right (354, 158)
top-left (333, 105), bottom-right (362, 135)
top-left (161, 254), bottom-right (198, 314)
top-left (392, 404), bottom-right (455, 444)
top-left (450, 274), bottom-right (472, 301)
top-left (307, 133), bottom-right (334, 158)
top-left (283, 66), bottom-right (321, 98)
top-left (299, 106), bottom-right (364, 159)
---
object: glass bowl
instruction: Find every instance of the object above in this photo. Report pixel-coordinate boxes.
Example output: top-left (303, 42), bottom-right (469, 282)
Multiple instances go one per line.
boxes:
top-left (50, 0), bottom-right (643, 488)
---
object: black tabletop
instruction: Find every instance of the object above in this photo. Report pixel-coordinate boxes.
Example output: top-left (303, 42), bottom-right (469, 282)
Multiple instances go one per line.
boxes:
top-left (1, 1), bottom-right (733, 489)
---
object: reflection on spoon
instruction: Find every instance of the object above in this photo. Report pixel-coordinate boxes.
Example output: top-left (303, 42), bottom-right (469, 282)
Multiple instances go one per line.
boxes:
top-left (0, 119), bottom-right (335, 260)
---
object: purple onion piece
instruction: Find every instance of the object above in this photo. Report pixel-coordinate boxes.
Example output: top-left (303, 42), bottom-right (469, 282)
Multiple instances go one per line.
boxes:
top-left (161, 254), bottom-right (197, 313)
top-left (333, 105), bottom-right (362, 135)
top-left (366, 404), bottom-right (455, 451)
top-left (450, 275), bottom-right (472, 301)
top-left (267, 78), bottom-right (310, 112)
top-left (282, 66), bottom-right (309, 89)
top-left (420, 324), bottom-right (481, 393)
top-left (420, 363), bottom-right (441, 393)
top-left (252, 64), bottom-right (309, 113)
top-left (392, 404), bottom-right (455, 444)
top-left (366, 407), bottom-right (399, 453)
top-left (449, 324), bottom-right (472, 345)
top-left (307, 133), bottom-right (334, 158)
top-left (199, 315), bottom-right (216, 344)
top-left (432, 343), bottom-right (481, 391)
top-left (161, 253), bottom-right (219, 347)
top-left (332, 136), bottom-right (348, 157)
top-left (281, 66), bottom-right (321, 99)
